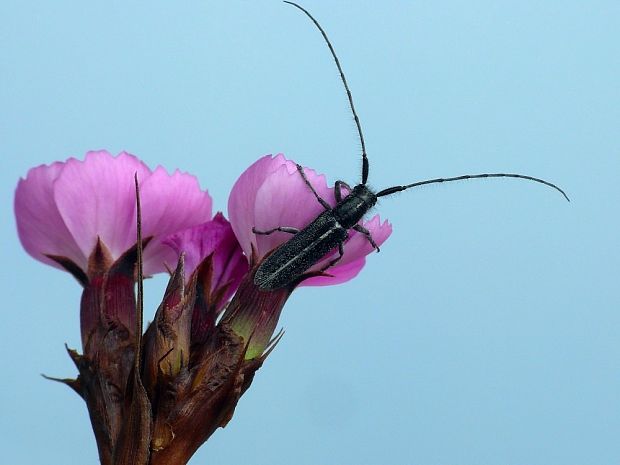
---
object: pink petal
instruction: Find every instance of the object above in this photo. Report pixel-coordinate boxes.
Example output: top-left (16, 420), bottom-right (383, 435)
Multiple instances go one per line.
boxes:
top-left (207, 215), bottom-right (249, 298)
top-left (163, 213), bottom-right (248, 303)
top-left (53, 150), bottom-right (152, 262)
top-left (302, 214), bottom-right (393, 287)
top-left (300, 256), bottom-right (367, 287)
top-left (228, 153), bottom-right (340, 259)
top-left (228, 154), bottom-right (289, 259)
top-left (15, 161), bottom-right (87, 270)
top-left (227, 154), bottom-right (394, 288)
top-left (17, 150), bottom-right (216, 279)
top-left (139, 167), bottom-right (213, 275)
top-left (252, 162), bottom-right (334, 257)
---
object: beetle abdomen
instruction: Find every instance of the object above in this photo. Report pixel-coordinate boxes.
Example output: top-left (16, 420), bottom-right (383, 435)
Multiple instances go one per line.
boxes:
top-left (254, 211), bottom-right (348, 290)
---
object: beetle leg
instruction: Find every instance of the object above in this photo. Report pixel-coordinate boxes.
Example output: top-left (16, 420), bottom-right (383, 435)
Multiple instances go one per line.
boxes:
top-left (334, 180), bottom-right (351, 203)
top-left (319, 241), bottom-right (345, 272)
top-left (352, 224), bottom-right (380, 252)
top-left (296, 164), bottom-right (332, 210)
top-left (252, 226), bottom-right (300, 236)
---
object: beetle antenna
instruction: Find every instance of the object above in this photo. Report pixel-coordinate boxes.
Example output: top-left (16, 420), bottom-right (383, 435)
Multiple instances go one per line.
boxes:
top-left (284, 1), bottom-right (370, 185)
top-left (376, 173), bottom-right (570, 202)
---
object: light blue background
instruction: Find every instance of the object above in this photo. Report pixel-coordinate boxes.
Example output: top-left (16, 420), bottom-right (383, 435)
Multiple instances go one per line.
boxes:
top-left (1, 1), bottom-right (618, 464)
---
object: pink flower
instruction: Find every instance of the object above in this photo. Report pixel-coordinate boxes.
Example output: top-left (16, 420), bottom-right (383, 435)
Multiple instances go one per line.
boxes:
top-left (228, 154), bottom-right (392, 287)
top-left (162, 213), bottom-right (249, 345)
top-left (15, 150), bottom-right (213, 278)
top-left (163, 213), bottom-right (248, 307)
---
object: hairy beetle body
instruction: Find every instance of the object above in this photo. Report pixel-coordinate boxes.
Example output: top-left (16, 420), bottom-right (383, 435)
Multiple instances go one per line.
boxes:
top-left (254, 185), bottom-right (377, 290)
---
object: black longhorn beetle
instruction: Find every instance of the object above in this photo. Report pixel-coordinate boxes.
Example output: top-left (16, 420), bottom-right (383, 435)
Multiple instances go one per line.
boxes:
top-left (252, 1), bottom-right (569, 291)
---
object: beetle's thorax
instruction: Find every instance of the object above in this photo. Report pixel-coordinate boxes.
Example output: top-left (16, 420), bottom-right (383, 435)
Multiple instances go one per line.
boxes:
top-left (333, 184), bottom-right (377, 228)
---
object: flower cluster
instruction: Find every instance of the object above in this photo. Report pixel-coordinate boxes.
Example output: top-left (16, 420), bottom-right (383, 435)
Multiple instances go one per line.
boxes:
top-left (14, 150), bottom-right (391, 465)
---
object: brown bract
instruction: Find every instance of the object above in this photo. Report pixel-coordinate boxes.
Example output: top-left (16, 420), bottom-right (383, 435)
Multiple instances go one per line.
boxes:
top-left (49, 249), bottom-right (285, 464)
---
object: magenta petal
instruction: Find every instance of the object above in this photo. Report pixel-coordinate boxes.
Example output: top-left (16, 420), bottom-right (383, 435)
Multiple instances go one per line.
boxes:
top-left (139, 167), bottom-right (213, 275)
top-left (228, 153), bottom-right (394, 288)
top-left (163, 213), bottom-right (248, 302)
top-left (17, 150), bottom-right (217, 280)
top-left (318, 214), bottom-right (392, 269)
top-left (228, 154), bottom-right (340, 260)
top-left (301, 257), bottom-right (367, 287)
top-left (206, 215), bottom-right (249, 299)
top-left (53, 150), bottom-right (152, 262)
top-left (302, 214), bottom-right (392, 287)
top-left (15, 161), bottom-right (87, 270)
top-left (252, 163), bottom-right (333, 257)
top-left (228, 155), bottom-right (289, 259)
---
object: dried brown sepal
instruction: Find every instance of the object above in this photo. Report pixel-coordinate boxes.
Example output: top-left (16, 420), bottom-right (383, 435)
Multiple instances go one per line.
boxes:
top-left (141, 256), bottom-right (199, 453)
top-left (51, 233), bottom-right (298, 464)
top-left (112, 370), bottom-right (152, 465)
top-left (109, 173), bottom-right (152, 465)
top-left (148, 324), bottom-right (267, 465)
top-left (142, 255), bottom-right (195, 397)
top-left (61, 239), bottom-right (151, 465)
top-left (45, 254), bottom-right (89, 287)
top-left (190, 253), bottom-right (216, 345)
top-left (79, 238), bottom-right (151, 353)
top-left (102, 239), bottom-right (151, 337)
top-left (78, 238), bottom-right (113, 347)
top-left (65, 345), bottom-right (116, 465)
top-left (190, 253), bottom-right (234, 346)
top-left (143, 267), bottom-right (290, 463)
top-left (41, 373), bottom-right (82, 397)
